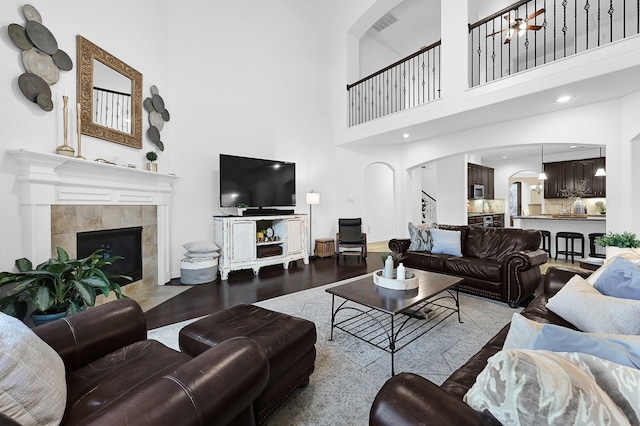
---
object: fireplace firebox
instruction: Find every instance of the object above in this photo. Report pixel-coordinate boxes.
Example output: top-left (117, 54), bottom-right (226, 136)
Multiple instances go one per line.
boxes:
top-left (77, 226), bottom-right (143, 286)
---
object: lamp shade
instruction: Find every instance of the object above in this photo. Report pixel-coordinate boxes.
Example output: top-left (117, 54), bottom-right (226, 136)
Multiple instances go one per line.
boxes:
top-left (306, 192), bottom-right (320, 205)
top-left (538, 172), bottom-right (548, 180)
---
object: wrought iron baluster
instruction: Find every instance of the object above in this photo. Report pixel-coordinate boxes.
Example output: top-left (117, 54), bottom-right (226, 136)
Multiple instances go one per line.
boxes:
top-left (477, 26), bottom-right (482, 84)
top-left (575, 0), bottom-right (578, 54)
top-left (585, 0), bottom-right (590, 50)
top-left (609, 0), bottom-right (614, 42)
top-left (563, 0), bottom-right (568, 57)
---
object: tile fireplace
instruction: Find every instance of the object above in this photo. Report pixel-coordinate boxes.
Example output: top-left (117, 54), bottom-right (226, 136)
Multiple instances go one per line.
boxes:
top-left (7, 149), bottom-right (178, 295)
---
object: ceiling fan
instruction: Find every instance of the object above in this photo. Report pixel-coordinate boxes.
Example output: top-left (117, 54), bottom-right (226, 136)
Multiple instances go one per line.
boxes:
top-left (487, 8), bottom-right (545, 44)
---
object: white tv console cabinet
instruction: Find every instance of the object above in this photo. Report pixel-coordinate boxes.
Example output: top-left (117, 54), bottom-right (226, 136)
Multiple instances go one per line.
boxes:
top-left (213, 214), bottom-right (309, 280)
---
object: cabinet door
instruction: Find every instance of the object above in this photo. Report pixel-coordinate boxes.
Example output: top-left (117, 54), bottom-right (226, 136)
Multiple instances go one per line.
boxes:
top-left (230, 221), bottom-right (256, 261)
top-left (592, 157), bottom-right (606, 197)
top-left (285, 218), bottom-right (303, 255)
top-left (577, 160), bottom-right (597, 197)
top-left (485, 168), bottom-right (495, 199)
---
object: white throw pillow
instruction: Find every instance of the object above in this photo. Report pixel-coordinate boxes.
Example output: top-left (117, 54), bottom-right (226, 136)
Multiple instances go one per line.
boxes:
top-left (182, 241), bottom-right (220, 253)
top-left (429, 228), bottom-right (462, 257)
top-left (0, 313), bottom-right (66, 425)
top-left (546, 274), bottom-right (640, 334)
top-left (464, 349), bottom-right (640, 425)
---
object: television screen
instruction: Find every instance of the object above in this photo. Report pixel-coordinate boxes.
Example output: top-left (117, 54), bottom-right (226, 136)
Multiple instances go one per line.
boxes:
top-left (220, 154), bottom-right (296, 208)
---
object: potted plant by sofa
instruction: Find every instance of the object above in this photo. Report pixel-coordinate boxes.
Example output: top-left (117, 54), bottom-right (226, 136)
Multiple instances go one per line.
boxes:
top-left (145, 151), bottom-right (158, 171)
top-left (595, 231), bottom-right (640, 259)
top-left (0, 247), bottom-right (131, 325)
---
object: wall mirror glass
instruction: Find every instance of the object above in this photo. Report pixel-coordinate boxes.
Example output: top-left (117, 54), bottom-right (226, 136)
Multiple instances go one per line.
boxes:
top-left (76, 35), bottom-right (142, 149)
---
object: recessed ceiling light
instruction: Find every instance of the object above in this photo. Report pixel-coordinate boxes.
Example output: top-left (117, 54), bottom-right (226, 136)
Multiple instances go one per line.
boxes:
top-left (402, 133), bottom-right (410, 138)
top-left (502, 156), bottom-right (508, 159)
top-left (555, 95), bottom-right (574, 103)
top-left (569, 145), bottom-right (579, 149)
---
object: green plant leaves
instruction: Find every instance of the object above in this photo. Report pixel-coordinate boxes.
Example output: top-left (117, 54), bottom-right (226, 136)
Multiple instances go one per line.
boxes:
top-left (33, 286), bottom-right (53, 312)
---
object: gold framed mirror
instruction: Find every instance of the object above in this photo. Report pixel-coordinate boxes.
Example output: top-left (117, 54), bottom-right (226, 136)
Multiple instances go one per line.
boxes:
top-left (76, 35), bottom-right (142, 149)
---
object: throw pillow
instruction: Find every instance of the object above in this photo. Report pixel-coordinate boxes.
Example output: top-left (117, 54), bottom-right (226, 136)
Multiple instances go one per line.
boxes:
top-left (464, 349), bottom-right (640, 425)
top-left (594, 256), bottom-right (640, 300)
top-left (407, 222), bottom-right (436, 251)
top-left (429, 228), bottom-right (462, 257)
top-left (0, 312), bottom-right (66, 425)
top-left (546, 274), bottom-right (640, 334)
top-left (182, 241), bottom-right (220, 253)
top-left (504, 313), bottom-right (640, 369)
top-left (587, 251), bottom-right (640, 285)
top-left (183, 251), bottom-right (220, 259)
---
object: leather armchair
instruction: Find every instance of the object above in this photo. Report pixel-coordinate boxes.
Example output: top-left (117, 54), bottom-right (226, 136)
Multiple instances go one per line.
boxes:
top-left (33, 298), bottom-right (270, 426)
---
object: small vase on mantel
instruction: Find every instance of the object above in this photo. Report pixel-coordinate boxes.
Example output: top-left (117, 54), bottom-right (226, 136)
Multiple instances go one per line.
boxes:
top-left (573, 197), bottom-right (585, 214)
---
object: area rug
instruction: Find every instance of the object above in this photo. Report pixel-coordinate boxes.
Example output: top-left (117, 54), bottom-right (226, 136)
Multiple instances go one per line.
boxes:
top-left (149, 274), bottom-right (522, 425)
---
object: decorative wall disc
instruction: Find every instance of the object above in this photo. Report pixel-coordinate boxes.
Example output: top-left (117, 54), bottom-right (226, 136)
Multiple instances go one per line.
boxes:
top-left (161, 109), bottom-right (170, 121)
top-left (8, 24), bottom-right (33, 50)
top-left (51, 49), bottom-right (72, 71)
top-left (22, 4), bottom-right (42, 23)
top-left (18, 72), bottom-right (50, 102)
top-left (145, 85), bottom-right (169, 151)
top-left (150, 85), bottom-right (159, 96)
top-left (149, 111), bottom-right (164, 131)
top-left (151, 94), bottom-right (165, 112)
top-left (36, 93), bottom-right (53, 111)
top-left (147, 126), bottom-right (160, 143)
top-left (25, 21), bottom-right (58, 55)
top-left (143, 97), bottom-right (154, 112)
top-left (22, 48), bottom-right (59, 84)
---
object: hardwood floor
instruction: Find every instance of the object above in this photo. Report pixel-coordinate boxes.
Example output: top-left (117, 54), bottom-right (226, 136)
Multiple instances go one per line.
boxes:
top-left (144, 246), bottom-right (589, 330)
top-left (145, 254), bottom-right (384, 330)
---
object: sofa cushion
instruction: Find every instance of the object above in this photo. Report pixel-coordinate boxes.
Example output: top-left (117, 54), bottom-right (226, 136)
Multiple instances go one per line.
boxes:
top-left (0, 312), bottom-right (66, 426)
top-left (504, 313), bottom-right (640, 369)
top-left (495, 228), bottom-right (540, 261)
top-left (594, 256), bottom-right (640, 300)
top-left (430, 228), bottom-right (462, 257)
top-left (407, 222), bottom-right (436, 251)
top-left (464, 349), bottom-right (640, 425)
top-left (403, 251), bottom-right (448, 271)
top-left (463, 226), bottom-right (502, 260)
top-left (547, 274), bottom-right (640, 334)
top-left (443, 257), bottom-right (502, 282)
top-left (64, 340), bottom-right (191, 424)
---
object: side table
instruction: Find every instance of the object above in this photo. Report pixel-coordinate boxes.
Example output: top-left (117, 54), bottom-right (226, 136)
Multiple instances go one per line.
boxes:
top-left (315, 238), bottom-right (335, 258)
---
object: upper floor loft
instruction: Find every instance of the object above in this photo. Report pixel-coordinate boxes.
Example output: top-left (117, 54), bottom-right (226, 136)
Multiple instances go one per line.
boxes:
top-left (343, 0), bottom-right (640, 145)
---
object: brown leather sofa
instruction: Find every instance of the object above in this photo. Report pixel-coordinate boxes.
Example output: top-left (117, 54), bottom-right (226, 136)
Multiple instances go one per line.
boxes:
top-left (32, 298), bottom-right (270, 426)
top-left (369, 267), bottom-right (589, 425)
top-left (390, 225), bottom-right (548, 307)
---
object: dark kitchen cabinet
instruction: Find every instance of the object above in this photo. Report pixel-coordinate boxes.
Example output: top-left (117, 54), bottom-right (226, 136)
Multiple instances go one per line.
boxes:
top-left (468, 163), bottom-right (494, 199)
top-left (543, 158), bottom-right (606, 198)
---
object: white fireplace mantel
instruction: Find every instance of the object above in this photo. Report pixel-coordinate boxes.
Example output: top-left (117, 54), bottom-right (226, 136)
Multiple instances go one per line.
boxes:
top-left (7, 149), bottom-right (178, 284)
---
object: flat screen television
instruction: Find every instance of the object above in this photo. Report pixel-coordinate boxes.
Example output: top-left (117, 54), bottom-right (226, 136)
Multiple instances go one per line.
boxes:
top-left (220, 154), bottom-right (296, 208)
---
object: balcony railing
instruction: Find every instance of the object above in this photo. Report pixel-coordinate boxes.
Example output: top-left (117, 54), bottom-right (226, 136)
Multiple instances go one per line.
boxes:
top-left (347, 41), bottom-right (441, 127)
top-left (469, 0), bottom-right (640, 87)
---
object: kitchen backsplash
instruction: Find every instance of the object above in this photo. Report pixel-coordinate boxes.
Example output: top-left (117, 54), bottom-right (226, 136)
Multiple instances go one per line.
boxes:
top-left (468, 199), bottom-right (505, 214)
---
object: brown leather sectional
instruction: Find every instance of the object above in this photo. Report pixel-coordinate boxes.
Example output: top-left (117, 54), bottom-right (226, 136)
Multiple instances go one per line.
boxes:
top-left (369, 267), bottom-right (589, 425)
top-left (390, 225), bottom-right (548, 307)
top-left (32, 298), bottom-right (270, 425)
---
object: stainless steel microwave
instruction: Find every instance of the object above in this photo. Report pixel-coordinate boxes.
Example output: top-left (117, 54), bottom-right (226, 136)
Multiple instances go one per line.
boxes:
top-left (472, 184), bottom-right (485, 199)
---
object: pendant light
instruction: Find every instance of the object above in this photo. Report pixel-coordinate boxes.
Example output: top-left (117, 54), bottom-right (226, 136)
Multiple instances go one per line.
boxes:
top-left (595, 147), bottom-right (606, 176)
top-left (538, 146), bottom-right (548, 180)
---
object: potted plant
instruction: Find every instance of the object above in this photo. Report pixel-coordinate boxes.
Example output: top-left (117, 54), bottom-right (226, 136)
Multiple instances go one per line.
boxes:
top-left (595, 201), bottom-right (606, 214)
top-left (145, 151), bottom-right (158, 172)
top-left (0, 247), bottom-right (131, 325)
top-left (595, 231), bottom-right (640, 259)
top-left (381, 250), bottom-right (405, 268)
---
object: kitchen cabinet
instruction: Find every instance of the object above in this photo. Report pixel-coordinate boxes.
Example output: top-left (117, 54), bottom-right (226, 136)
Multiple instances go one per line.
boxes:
top-left (467, 163), bottom-right (494, 199)
top-left (543, 158), bottom-right (606, 198)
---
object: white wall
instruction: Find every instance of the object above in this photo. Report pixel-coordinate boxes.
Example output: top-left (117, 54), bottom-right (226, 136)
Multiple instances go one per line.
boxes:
top-left (0, 0), bottom-right (170, 271)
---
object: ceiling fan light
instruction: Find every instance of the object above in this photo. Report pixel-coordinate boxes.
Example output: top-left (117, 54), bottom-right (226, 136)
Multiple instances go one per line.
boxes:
top-left (595, 167), bottom-right (606, 177)
top-left (518, 29), bottom-right (526, 36)
top-left (518, 22), bottom-right (527, 30)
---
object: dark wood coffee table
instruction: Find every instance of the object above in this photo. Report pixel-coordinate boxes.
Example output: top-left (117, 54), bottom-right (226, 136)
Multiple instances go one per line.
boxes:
top-left (326, 269), bottom-right (463, 376)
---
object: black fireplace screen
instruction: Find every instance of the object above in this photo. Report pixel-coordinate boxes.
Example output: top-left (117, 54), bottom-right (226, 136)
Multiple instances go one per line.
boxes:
top-left (77, 226), bottom-right (143, 286)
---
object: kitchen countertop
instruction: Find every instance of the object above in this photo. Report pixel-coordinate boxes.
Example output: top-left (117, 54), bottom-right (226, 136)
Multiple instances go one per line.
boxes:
top-left (512, 215), bottom-right (606, 221)
top-left (468, 212), bottom-right (504, 217)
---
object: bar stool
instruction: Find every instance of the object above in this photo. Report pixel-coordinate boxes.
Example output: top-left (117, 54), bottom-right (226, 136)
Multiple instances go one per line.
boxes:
top-left (538, 230), bottom-right (551, 256)
top-left (555, 231), bottom-right (585, 263)
top-left (588, 232), bottom-right (606, 259)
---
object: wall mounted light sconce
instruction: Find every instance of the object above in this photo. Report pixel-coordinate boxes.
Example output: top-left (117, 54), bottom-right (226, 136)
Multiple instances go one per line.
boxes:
top-left (531, 181), bottom-right (542, 194)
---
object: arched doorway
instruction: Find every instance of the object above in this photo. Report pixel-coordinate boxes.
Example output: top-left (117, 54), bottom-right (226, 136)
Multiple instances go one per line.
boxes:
top-left (509, 171), bottom-right (541, 225)
top-left (364, 163), bottom-right (395, 242)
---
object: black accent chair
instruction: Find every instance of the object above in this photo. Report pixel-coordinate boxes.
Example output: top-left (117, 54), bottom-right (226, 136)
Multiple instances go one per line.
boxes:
top-left (336, 218), bottom-right (367, 260)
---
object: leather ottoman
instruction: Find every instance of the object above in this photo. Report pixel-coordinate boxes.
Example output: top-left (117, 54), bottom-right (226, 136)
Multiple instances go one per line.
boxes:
top-left (179, 304), bottom-right (317, 425)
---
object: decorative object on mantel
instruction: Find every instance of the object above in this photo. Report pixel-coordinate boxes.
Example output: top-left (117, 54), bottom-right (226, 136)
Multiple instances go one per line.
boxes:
top-left (8, 4), bottom-right (73, 112)
top-left (144, 85), bottom-right (170, 151)
top-left (76, 102), bottom-right (85, 159)
top-left (56, 95), bottom-right (75, 156)
top-left (145, 151), bottom-right (158, 172)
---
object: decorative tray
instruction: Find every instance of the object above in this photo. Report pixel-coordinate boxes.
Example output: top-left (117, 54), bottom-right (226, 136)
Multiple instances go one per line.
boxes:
top-left (373, 269), bottom-right (419, 290)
